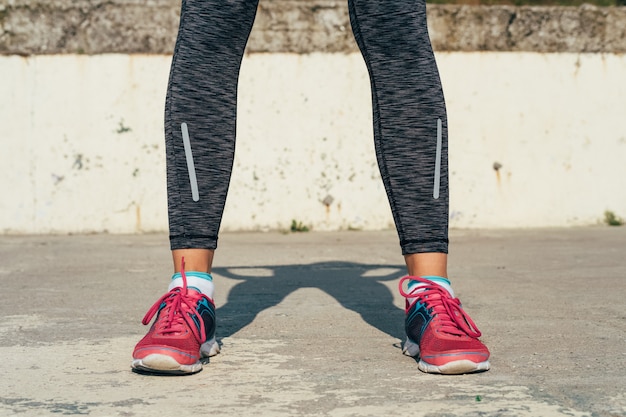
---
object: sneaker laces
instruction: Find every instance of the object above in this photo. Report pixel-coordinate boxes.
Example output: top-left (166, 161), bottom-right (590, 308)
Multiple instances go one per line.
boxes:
top-left (141, 258), bottom-right (207, 342)
top-left (399, 276), bottom-right (482, 338)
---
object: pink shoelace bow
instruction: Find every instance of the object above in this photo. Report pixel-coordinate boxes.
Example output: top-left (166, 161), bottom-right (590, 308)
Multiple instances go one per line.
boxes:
top-left (399, 276), bottom-right (482, 338)
top-left (141, 257), bottom-right (206, 343)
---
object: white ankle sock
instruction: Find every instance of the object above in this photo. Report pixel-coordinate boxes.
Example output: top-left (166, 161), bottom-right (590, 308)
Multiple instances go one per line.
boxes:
top-left (169, 271), bottom-right (215, 299)
top-left (407, 276), bottom-right (454, 304)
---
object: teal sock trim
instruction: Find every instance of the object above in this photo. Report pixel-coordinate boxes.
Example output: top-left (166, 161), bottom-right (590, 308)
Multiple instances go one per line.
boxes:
top-left (409, 275), bottom-right (450, 289)
top-left (172, 271), bottom-right (213, 281)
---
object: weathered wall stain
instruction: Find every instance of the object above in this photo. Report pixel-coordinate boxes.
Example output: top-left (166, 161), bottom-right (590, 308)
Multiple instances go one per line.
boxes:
top-left (1, 1), bottom-right (625, 55)
top-left (2, 47), bottom-right (626, 233)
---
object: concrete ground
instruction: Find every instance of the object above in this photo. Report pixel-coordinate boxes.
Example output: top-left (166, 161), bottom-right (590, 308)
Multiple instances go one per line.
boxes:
top-left (0, 228), bottom-right (624, 417)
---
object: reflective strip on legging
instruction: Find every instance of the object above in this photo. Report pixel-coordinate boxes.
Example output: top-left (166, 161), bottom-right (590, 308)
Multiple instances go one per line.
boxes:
top-left (165, 0), bottom-right (449, 255)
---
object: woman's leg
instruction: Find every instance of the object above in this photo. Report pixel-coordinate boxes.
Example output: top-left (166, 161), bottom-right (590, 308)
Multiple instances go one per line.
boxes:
top-left (348, 0), bottom-right (490, 375)
top-left (347, 0), bottom-right (449, 260)
top-left (132, 0), bottom-right (259, 375)
top-left (165, 0), bottom-right (260, 258)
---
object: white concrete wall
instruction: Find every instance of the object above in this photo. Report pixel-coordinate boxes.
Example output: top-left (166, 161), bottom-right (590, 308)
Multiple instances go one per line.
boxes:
top-left (1, 52), bottom-right (625, 234)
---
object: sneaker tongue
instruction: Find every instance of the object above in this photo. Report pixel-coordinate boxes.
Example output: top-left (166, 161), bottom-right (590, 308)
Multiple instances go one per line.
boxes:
top-left (156, 295), bottom-right (189, 334)
top-left (153, 288), bottom-right (206, 342)
top-left (186, 286), bottom-right (203, 295)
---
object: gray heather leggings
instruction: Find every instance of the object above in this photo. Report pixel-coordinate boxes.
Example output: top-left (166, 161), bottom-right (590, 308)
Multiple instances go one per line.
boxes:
top-left (165, 0), bottom-right (449, 255)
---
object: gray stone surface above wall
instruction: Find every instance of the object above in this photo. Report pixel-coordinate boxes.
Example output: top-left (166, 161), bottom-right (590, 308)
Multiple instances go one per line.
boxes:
top-left (1, 0), bottom-right (625, 54)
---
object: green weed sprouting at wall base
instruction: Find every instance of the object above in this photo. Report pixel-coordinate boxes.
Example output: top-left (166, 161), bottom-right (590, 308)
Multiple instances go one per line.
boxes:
top-left (290, 220), bottom-right (310, 232)
top-left (604, 210), bottom-right (624, 226)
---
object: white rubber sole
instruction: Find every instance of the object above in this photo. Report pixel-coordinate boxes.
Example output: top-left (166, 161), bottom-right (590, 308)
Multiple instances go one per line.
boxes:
top-left (402, 338), bottom-right (490, 375)
top-left (131, 337), bottom-right (220, 375)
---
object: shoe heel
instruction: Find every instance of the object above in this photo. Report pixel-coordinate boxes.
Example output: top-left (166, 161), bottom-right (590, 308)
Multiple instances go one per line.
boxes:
top-left (200, 337), bottom-right (220, 357)
top-left (402, 338), bottom-right (421, 357)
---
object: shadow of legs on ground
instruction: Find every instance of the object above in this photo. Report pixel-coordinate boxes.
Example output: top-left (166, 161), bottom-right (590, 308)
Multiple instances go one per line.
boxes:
top-left (213, 262), bottom-right (406, 341)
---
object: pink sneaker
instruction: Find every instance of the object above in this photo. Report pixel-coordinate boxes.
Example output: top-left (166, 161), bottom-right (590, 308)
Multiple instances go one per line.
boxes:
top-left (132, 268), bottom-right (219, 375)
top-left (399, 276), bottom-right (490, 374)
